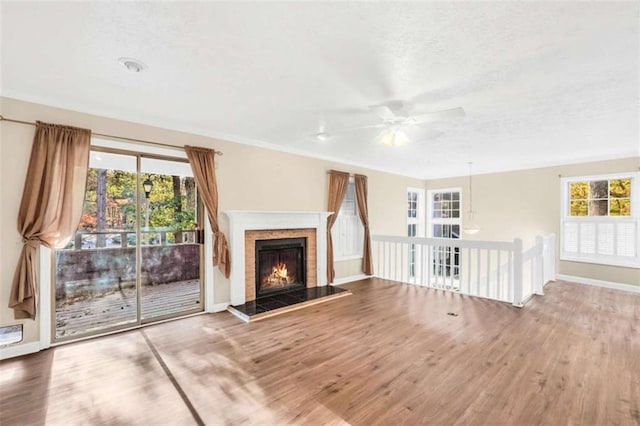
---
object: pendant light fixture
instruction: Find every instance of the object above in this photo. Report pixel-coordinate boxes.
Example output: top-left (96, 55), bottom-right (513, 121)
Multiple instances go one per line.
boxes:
top-left (463, 162), bottom-right (480, 235)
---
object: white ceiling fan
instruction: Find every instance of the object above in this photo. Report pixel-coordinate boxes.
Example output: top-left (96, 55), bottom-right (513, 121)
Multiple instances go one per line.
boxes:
top-left (318, 101), bottom-right (465, 146)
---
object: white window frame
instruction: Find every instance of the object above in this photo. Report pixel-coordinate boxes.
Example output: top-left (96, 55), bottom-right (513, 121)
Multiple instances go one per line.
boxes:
top-left (427, 187), bottom-right (463, 239)
top-left (332, 177), bottom-right (364, 261)
top-left (426, 187), bottom-right (463, 285)
top-left (560, 172), bottom-right (639, 268)
top-left (407, 188), bottom-right (426, 278)
top-left (407, 187), bottom-right (426, 238)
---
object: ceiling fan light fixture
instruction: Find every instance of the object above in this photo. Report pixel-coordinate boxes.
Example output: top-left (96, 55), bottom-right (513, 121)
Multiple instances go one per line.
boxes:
top-left (380, 129), bottom-right (409, 147)
top-left (380, 130), bottom-right (395, 146)
top-left (393, 130), bottom-right (409, 146)
top-left (316, 132), bottom-right (330, 141)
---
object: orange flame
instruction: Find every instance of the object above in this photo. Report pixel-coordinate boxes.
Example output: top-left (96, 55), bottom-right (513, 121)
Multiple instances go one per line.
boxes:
top-left (272, 262), bottom-right (289, 280)
top-left (262, 262), bottom-right (296, 287)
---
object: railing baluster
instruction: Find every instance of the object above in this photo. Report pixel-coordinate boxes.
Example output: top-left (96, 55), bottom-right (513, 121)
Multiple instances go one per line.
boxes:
top-left (535, 235), bottom-right (544, 295)
top-left (426, 245), bottom-right (433, 287)
top-left (386, 241), bottom-right (390, 280)
top-left (513, 238), bottom-right (523, 307)
top-left (412, 244), bottom-right (417, 286)
top-left (476, 248), bottom-right (481, 296)
top-left (497, 250), bottom-right (502, 301)
top-left (508, 249), bottom-right (513, 302)
top-left (421, 243), bottom-right (426, 286)
top-left (377, 241), bottom-right (381, 278)
top-left (370, 235), bottom-right (550, 307)
top-left (467, 247), bottom-right (473, 294)
top-left (449, 248), bottom-right (453, 289)
top-left (378, 241), bottom-right (381, 278)
top-left (384, 241), bottom-right (388, 279)
top-left (413, 243), bottom-right (417, 285)
top-left (394, 242), bottom-right (398, 282)
top-left (401, 242), bottom-right (405, 283)
top-left (451, 249), bottom-right (454, 290)
top-left (486, 249), bottom-right (491, 298)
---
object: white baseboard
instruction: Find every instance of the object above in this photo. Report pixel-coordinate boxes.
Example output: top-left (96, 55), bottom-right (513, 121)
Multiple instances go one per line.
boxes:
top-left (226, 306), bottom-right (249, 323)
top-left (332, 274), bottom-right (371, 286)
top-left (556, 274), bottom-right (640, 294)
top-left (0, 341), bottom-right (41, 361)
top-left (212, 302), bottom-right (230, 312)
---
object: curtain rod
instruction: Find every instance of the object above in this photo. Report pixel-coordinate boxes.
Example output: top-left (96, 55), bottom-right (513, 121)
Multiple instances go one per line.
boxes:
top-left (0, 115), bottom-right (223, 156)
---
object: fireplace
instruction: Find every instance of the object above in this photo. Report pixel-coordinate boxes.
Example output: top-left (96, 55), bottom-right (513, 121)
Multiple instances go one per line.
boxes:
top-left (255, 237), bottom-right (306, 298)
top-left (224, 211), bottom-right (331, 306)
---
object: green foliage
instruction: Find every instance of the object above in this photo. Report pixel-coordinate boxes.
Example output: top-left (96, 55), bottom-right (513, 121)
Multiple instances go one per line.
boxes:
top-left (569, 178), bottom-right (631, 217)
top-left (610, 198), bottom-right (630, 216)
top-left (570, 200), bottom-right (587, 216)
top-left (80, 169), bottom-right (197, 232)
top-left (144, 175), bottom-right (195, 230)
top-left (570, 182), bottom-right (588, 200)
top-left (609, 179), bottom-right (631, 198)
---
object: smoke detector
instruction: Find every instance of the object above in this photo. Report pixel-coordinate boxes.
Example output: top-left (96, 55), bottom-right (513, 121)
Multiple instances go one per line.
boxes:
top-left (118, 57), bottom-right (147, 73)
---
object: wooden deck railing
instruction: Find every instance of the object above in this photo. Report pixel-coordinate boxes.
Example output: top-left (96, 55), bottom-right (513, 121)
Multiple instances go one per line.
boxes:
top-left (371, 234), bottom-right (556, 307)
top-left (71, 229), bottom-right (199, 250)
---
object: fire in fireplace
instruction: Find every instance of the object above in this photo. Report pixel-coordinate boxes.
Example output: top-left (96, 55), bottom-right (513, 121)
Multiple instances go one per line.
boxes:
top-left (255, 237), bottom-right (306, 298)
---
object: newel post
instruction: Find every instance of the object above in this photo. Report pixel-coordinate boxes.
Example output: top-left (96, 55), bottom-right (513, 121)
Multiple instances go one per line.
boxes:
top-left (512, 238), bottom-right (524, 308)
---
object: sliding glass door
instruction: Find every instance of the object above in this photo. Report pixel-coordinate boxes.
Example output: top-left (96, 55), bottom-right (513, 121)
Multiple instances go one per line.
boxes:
top-left (139, 157), bottom-right (202, 321)
top-left (53, 148), bottom-right (203, 341)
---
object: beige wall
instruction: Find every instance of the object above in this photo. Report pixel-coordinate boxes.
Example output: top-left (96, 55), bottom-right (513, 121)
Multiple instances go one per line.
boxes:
top-left (426, 157), bottom-right (640, 287)
top-left (0, 97), bottom-right (424, 344)
top-left (3, 95), bottom-right (637, 348)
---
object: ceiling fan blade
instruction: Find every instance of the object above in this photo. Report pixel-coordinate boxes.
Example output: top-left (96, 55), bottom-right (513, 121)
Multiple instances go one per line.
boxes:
top-left (332, 123), bottom-right (387, 134)
top-left (420, 128), bottom-right (445, 140)
top-left (410, 107), bottom-right (465, 124)
top-left (312, 123), bottom-right (387, 139)
top-left (368, 104), bottom-right (396, 121)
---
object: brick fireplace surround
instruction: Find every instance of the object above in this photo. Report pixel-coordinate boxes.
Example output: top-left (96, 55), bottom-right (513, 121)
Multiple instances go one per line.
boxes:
top-left (224, 211), bottom-right (332, 306)
top-left (245, 228), bottom-right (316, 302)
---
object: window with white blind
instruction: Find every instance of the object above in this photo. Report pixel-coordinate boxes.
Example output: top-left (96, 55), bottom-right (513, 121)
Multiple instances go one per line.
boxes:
top-left (407, 188), bottom-right (425, 277)
top-left (332, 178), bottom-right (364, 260)
top-left (407, 188), bottom-right (425, 238)
top-left (560, 173), bottom-right (639, 268)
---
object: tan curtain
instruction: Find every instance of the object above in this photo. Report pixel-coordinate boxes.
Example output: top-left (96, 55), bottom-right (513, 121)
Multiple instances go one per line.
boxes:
top-left (184, 145), bottom-right (231, 278)
top-left (9, 121), bottom-right (91, 319)
top-left (326, 170), bottom-right (350, 283)
top-left (355, 174), bottom-right (373, 275)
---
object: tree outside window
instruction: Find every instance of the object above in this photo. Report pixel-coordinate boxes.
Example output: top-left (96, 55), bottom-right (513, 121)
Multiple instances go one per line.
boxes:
top-left (569, 178), bottom-right (631, 217)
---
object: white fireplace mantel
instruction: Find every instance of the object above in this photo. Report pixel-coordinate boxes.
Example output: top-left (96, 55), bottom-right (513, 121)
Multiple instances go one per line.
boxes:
top-left (224, 211), bottom-right (333, 306)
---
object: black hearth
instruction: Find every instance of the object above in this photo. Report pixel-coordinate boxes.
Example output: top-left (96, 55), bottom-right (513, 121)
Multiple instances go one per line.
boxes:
top-left (255, 237), bottom-right (306, 298)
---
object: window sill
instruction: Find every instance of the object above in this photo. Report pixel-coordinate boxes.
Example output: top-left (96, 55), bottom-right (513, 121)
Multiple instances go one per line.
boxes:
top-left (560, 254), bottom-right (640, 269)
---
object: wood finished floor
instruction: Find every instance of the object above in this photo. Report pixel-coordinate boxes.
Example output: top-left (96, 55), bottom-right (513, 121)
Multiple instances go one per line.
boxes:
top-left (1, 279), bottom-right (639, 425)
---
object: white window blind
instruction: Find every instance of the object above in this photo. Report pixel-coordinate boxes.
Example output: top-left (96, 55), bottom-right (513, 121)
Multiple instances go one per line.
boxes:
top-left (597, 223), bottom-right (614, 256)
top-left (617, 222), bottom-right (637, 257)
top-left (560, 173), bottom-right (639, 268)
top-left (332, 179), bottom-right (364, 259)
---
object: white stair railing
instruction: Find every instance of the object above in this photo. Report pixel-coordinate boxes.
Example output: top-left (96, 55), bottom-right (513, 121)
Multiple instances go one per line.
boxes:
top-left (371, 234), bottom-right (556, 307)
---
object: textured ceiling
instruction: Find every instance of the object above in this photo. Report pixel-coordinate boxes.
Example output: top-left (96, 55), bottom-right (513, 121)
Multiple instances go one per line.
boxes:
top-left (1, 2), bottom-right (638, 179)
